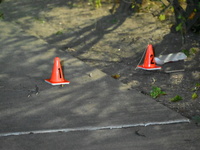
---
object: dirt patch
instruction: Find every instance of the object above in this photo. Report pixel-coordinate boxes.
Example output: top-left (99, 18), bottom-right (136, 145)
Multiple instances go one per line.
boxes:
top-left (1, 0), bottom-right (200, 119)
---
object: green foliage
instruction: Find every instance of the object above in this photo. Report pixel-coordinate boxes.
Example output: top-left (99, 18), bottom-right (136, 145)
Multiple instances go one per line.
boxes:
top-left (191, 83), bottom-right (200, 100)
top-left (159, 14), bottom-right (166, 21)
top-left (55, 30), bottom-right (63, 35)
top-left (192, 83), bottom-right (200, 91)
top-left (150, 86), bottom-right (166, 99)
top-left (182, 48), bottom-right (198, 57)
top-left (176, 22), bottom-right (183, 32)
top-left (190, 48), bottom-right (197, 54)
top-left (131, 4), bottom-right (135, 9)
top-left (0, 11), bottom-right (4, 20)
top-left (178, 14), bottom-right (185, 20)
top-left (191, 83), bottom-right (200, 91)
top-left (169, 83), bottom-right (199, 102)
top-left (181, 49), bottom-right (190, 57)
top-left (195, 83), bottom-right (200, 88)
top-left (88, 0), bottom-right (101, 8)
top-left (67, 1), bottom-right (80, 8)
top-left (95, 0), bottom-right (101, 8)
top-left (170, 95), bottom-right (183, 102)
top-left (192, 92), bottom-right (198, 99)
top-left (175, 15), bottom-right (186, 38)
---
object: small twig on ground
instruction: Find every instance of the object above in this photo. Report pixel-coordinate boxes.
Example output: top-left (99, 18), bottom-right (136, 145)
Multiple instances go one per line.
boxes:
top-left (28, 85), bottom-right (39, 97)
top-left (165, 69), bottom-right (185, 73)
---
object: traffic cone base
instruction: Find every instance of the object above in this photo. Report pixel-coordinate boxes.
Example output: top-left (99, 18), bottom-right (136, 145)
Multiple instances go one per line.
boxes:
top-left (45, 79), bottom-right (70, 85)
top-left (137, 44), bottom-right (161, 70)
top-left (137, 65), bottom-right (161, 70)
top-left (45, 57), bottom-right (70, 86)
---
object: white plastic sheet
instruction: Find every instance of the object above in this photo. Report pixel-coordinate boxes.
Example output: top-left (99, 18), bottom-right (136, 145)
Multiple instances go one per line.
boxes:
top-left (155, 52), bottom-right (187, 65)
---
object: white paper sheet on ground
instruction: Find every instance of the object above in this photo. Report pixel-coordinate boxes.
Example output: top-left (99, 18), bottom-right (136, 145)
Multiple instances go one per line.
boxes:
top-left (155, 52), bottom-right (187, 65)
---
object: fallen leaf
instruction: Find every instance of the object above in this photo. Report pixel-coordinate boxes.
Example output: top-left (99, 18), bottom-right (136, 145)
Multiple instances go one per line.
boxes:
top-left (111, 74), bottom-right (120, 79)
top-left (188, 12), bottom-right (195, 20)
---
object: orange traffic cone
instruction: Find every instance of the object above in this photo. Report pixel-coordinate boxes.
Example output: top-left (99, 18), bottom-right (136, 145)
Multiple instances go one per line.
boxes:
top-left (137, 44), bottom-right (161, 70)
top-left (45, 57), bottom-right (70, 85)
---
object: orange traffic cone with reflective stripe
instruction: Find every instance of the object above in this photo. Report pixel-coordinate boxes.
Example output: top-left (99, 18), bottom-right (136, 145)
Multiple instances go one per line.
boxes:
top-left (137, 44), bottom-right (161, 70)
top-left (45, 57), bottom-right (70, 85)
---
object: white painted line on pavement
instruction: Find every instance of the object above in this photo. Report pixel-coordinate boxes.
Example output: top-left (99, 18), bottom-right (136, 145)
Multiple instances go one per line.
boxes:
top-left (0, 119), bottom-right (190, 137)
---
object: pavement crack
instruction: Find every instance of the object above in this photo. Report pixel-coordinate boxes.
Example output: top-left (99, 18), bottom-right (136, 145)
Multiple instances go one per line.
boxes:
top-left (0, 119), bottom-right (190, 137)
